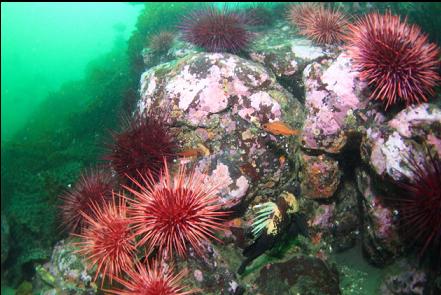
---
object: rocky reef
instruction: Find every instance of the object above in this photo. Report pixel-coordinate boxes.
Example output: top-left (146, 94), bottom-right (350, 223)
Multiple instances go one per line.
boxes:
top-left (15, 3), bottom-right (441, 295)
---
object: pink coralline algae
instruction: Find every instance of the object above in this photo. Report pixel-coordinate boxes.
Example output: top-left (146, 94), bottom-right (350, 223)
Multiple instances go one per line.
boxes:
top-left (365, 104), bottom-right (441, 181)
top-left (138, 52), bottom-right (304, 211)
top-left (301, 53), bottom-right (367, 153)
top-left (200, 161), bottom-right (250, 204)
top-left (310, 204), bottom-right (335, 229)
top-left (388, 103), bottom-right (441, 138)
top-left (140, 53), bottom-right (283, 127)
top-left (371, 196), bottom-right (394, 240)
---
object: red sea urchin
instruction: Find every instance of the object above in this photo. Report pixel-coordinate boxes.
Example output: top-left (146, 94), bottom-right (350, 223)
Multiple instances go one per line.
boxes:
top-left (107, 260), bottom-right (197, 295)
top-left (104, 111), bottom-right (177, 184)
top-left (149, 31), bottom-right (175, 54)
top-left (59, 169), bottom-right (114, 233)
top-left (288, 3), bottom-right (347, 45)
top-left (74, 194), bottom-right (136, 284)
top-left (288, 3), bottom-right (319, 32)
top-left (179, 6), bottom-right (253, 53)
top-left (302, 6), bottom-right (348, 45)
top-left (396, 149), bottom-right (441, 265)
top-left (125, 160), bottom-right (229, 257)
top-left (346, 12), bottom-right (441, 109)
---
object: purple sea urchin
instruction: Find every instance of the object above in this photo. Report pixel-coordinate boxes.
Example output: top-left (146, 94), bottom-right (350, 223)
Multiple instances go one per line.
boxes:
top-left (179, 6), bottom-right (253, 53)
top-left (396, 148), bottom-right (441, 265)
top-left (59, 169), bottom-right (114, 233)
top-left (104, 111), bottom-right (177, 184)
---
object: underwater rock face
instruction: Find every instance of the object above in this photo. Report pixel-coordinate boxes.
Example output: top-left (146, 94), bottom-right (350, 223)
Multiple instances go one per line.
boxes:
top-left (142, 36), bottom-right (198, 68)
top-left (1, 213), bottom-right (10, 265)
top-left (363, 103), bottom-right (441, 181)
top-left (176, 243), bottom-right (241, 294)
top-left (33, 240), bottom-right (96, 295)
top-left (329, 181), bottom-right (360, 252)
top-left (300, 153), bottom-right (341, 199)
top-left (250, 22), bottom-right (327, 78)
top-left (139, 52), bottom-right (304, 205)
top-left (380, 260), bottom-right (427, 295)
top-left (301, 52), bottom-right (368, 154)
top-left (255, 255), bottom-right (340, 295)
top-left (306, 181), bottom-right (360, 252)
top-left (356, 167), bottom-right (402, 267)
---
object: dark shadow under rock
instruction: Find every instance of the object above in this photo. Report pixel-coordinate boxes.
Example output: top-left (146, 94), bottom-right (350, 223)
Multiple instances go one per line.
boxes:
top-left (256, 255), bottom-right (341, 295)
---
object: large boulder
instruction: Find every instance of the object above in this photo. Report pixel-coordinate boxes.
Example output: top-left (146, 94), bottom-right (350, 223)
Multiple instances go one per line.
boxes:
top-left (254, 255), bottom-right (341, 295)
top-left (249, 22), bottom-right (328, 79)
top-left (301, 53), bottom-right (368, 154)
top-left (138, 52), bottom-right (305, 206)
top-left (300, 153), bottom-right (341, 200)
top-left (33, 240), bottom-right (97, 295)
top-left (362, 103), bottom-right (441, 181)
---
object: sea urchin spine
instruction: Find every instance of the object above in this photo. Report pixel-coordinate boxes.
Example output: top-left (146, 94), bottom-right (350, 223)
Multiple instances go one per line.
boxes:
top-left (107, 260), bottom-right (198, 295)
top-left (73, 194), bottom-right (136, 285)
top-left (346, 12), bottom-right (441, 109)
top-left (396, 148), bottom-right (441, 265)
top-left (59, 169), bottom-right (114, 234)
top-left (125, 160), bottom-right (229, 257)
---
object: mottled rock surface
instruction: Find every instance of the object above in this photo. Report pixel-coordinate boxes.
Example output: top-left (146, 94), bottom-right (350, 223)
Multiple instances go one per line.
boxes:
top-left (139, 52), bottom-right (305, 206)
top-left (329, 181), bottom-right (360, 252)
top-left (363, 103), bottom-right (441, 181)
top-left (177, 244), bottom-right (242, 295)
top-left (301, 53), bottom-right (368, 154)
top-left (255, 255), bottom-right (341, 295)
top-left (380, 260), bottom-right (428, 295)
top-left (250, 22), bottom-right (327, 78)
top-left (300, 153), bottom-right (341, 199)
top-left (33, 240), bottom-right (97, 295)
top-left (356, 167), bottom-right (402, 267)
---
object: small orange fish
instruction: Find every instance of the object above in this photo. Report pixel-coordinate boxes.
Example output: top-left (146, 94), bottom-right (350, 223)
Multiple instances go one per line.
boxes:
top-left (262, 121), bottom-right (300, 136)
top-left (177, 148), bottom-right (202, 158)
top-left (177, 144), bottom-right (210, 158)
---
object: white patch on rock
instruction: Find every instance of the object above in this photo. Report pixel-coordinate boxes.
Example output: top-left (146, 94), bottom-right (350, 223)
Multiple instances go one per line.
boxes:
top-left (291, 39), bottom-right (325, 60)
top-left (378, 132), bottom-right (415, 180)
top-left (389, 103), bottom-right (441, 138)
top-left (230, 176), bottom-right (249, 200)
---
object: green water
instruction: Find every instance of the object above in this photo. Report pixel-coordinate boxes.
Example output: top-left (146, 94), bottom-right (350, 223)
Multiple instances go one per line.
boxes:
top-left (1, 2), bottom-right (440, 294)
top-left (1, 2), bottom-right (141, 141)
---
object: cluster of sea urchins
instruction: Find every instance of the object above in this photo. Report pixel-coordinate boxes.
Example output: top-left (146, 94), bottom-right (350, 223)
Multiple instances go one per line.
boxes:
top-left (57, 104), bottom-right (228, 292)
top-left (56, 3), bottom-right (441, 293)
top-left (288, 3), bottom-right (348, 45)
top-left (179, 6), bottom-right (253, 53)
top-left (60, 156), bottom-right (227, 292)
top-left (345, 11), bottom-right (441, 109)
